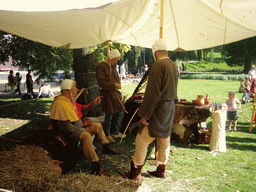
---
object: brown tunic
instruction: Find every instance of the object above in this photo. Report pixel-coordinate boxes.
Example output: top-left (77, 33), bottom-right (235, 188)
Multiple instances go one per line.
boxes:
top-left (96, 61), bottom-right (124, 113)
top-left (138, 58), bottom-right (179, 138)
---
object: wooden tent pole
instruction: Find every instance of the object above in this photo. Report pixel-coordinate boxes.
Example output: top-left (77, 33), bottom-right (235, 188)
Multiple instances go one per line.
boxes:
top-left (154, 0), bottom-right (165, 162)
top-left (107, 41), bottom-right (109, 54)
top-left (159, 0), bottom-right (164, 39)
top-left (249, 96), bottom-right (256, 133)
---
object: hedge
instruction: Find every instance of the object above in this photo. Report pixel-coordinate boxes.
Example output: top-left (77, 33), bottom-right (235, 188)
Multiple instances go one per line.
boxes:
top-left (180, 73), bottom-right (245, 81)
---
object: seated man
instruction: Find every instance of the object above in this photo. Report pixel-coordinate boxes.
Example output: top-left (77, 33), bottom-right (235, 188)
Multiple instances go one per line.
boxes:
top-left (37, 83), bottom-right (55, 98)
top-left (49, 79), bottom-right (119, 176)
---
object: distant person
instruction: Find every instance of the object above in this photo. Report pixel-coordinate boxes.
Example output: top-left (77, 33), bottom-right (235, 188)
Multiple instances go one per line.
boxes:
top-left (225, 91), bottom-right (241, 131)
top-left (248, 65), bottom-right (256, 93)
top-left (116, 64), bottom-right (120, 77)
top-left (144, 64), bottom-right (149, 72)
top-left (37, 83), bottom-right (55, 98)
top-left (120, 63), bottom-right (127, 81)
top-left (26, 70), bottom-right (33, 94)
top-left (15, 72), bottom-right (22, 96)
top-left (8, 70), bottom-right (16, 96)
top-left (182, 62), bottom-right (185, 71)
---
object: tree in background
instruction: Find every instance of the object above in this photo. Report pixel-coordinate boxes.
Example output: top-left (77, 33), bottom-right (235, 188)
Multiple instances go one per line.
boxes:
top-left (221, 36), bottom-right (256, 73)
top-left (0, 32), bottom-right (73, 82)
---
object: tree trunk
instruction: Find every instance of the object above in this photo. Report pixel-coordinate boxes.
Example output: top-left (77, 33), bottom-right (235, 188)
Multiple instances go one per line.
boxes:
top-left (72, 49), bottom-right (102, 117)
top-left (244, 53), bottom-right (252, 74)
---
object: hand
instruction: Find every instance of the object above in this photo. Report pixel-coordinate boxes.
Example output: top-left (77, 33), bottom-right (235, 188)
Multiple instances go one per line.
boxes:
top-left (115, 83), bottom-right (121, 89)
top-left (141, 117), bottom-right (149, 126)
top-left (92, 96), bottom-right (103, 106)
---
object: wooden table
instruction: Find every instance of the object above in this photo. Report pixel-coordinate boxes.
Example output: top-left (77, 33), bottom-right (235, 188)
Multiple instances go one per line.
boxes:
top-left (172, 103), bottom-right (212, 143)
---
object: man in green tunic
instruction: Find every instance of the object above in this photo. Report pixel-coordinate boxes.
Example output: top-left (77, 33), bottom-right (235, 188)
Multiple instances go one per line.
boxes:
top-left (121, 39), bottom-right (179, 180)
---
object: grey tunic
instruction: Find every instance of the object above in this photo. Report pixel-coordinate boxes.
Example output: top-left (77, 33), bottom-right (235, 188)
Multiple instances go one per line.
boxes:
top-left (51, 119), bottom-right (85, 145)
top-left (138, 58), bottom-right (179, 138)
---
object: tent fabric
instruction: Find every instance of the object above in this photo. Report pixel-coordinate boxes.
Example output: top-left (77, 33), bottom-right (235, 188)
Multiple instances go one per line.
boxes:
top-left (0, 0), bottom-right (256, 51)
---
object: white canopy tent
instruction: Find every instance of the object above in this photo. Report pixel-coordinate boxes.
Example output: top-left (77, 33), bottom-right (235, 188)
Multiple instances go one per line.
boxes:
top-left (0, 0), bottom-right (256, 51)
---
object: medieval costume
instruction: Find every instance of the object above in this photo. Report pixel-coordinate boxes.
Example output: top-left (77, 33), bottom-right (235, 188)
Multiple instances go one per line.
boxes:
top-left (122, 39), bottom-right (179, 180)
top-left (96, 49), bottom-right (125, 142)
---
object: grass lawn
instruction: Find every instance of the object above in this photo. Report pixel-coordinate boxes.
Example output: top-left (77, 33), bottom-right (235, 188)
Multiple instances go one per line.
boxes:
top-left (0, 79), bottom-right (256, 191)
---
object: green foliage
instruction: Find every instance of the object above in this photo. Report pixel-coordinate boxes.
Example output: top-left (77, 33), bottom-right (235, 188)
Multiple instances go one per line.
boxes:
top-left (182, 56), bottom-right (243, 73)
top-left (221, 37), bottom-right (256, 73)
top-left (181, 73), bottom-right (245, 81)
top-left (0, 32), bottom-right (73, 82)
top-left (209, 49), bottom-right (215, 63)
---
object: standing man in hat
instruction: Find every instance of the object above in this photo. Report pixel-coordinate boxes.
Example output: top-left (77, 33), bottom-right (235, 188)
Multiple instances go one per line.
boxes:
top-left (50, 79), bottom-right (119, 176)
top-left (96, 49), bottom-right (126, 143)
top-left (121, 39), bottom-right (179, 180)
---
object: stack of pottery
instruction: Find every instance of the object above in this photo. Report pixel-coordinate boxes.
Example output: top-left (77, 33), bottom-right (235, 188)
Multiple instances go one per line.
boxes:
top-left (193, 94), bottom-right (210, 106)
top-left (204, 94), bottom-right (210, 105)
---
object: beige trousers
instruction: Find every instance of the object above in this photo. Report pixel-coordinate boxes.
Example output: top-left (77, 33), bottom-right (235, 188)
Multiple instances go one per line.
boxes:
top-left (79, 122), bottom-right (109, 162)
top-left (133, 126), bottom-right (170, 166)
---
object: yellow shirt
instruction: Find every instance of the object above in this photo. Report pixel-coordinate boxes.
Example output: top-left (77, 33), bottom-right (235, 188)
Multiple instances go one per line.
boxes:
top-left (49, 95), bottom-right (79, 122)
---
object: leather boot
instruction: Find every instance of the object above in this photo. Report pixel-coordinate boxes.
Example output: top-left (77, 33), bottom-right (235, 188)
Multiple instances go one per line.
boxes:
top-left (120, 161), bottom-right (143, 180)
top-left (147, 164), bottom-right (167, 178)
top-left (102, 144), bottom-right (120, 154)
top-left (91, 161), bottom-right (111, 177)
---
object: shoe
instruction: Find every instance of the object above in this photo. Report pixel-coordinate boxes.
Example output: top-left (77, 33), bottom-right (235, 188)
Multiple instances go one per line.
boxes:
top-left (102, 144), bottom-right (120, 154)
top-left (91, 161), bottom-right (111, 177)
top-left (112, 133), bottom-right (126, 139)
top-left (120, 161), bottom-right (143, 180)
top-left (107, 135), bottom-right (115, 143)
top-left (147, 164), bottom-right (167, 178)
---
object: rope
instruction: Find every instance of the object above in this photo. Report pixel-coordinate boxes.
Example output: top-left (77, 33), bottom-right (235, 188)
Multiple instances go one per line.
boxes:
top-left (75, 72), bottom-right (96, 76)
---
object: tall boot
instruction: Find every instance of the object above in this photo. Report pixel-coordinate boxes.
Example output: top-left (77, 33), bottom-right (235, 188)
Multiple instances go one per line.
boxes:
top-left (91, 161), bottom-right (111, 177)
top-left (147, 164), bottom-right (167, 178)
top-left (102, 144), bottom-right (120, 154)
top-left (120, 161), bottom-right (143, 180)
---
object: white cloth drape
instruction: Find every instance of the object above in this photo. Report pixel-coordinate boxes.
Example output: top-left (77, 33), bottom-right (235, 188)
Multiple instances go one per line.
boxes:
top-left (210, 106), bottom-right (227, 153)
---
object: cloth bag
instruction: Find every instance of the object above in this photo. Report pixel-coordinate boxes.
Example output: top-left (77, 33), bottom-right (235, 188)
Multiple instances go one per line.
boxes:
top-left (210, 105), bottom-right (227, 152)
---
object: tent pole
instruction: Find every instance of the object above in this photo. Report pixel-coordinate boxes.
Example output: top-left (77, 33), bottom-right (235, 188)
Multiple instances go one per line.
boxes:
top-left (159, 0), bottom-right (164, 38)
top-left (107, 40), bottom-right (110, 55)
top-left (154, 0), bottom-right (165, 163)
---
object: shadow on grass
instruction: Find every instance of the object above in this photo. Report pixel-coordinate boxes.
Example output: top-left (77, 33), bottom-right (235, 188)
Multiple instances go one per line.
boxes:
top-left (0, 97), bottom-right (155, 175)
top-left (226, 136), bottom-right (256, 152)
top-left (0, 99), bottom-right (52, 147)
top-left (237, 122), bottom-right (256, 134)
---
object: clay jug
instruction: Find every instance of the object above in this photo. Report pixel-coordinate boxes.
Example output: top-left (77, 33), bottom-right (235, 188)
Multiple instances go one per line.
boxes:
top-left (195, 95), bottom-right (205, 106)
top-left (204, 94), bottom-right (210, 105)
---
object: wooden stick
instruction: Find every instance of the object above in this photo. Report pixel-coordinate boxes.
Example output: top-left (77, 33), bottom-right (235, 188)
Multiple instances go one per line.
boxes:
top-left (249, 96), bottom-right (256, 133)
top-left (0, 137), bottom-right (21, 143)
top-left (120, 108), bottom-right (139, 144)
top-left (116, 92), bottom-right (128, 113)
top-left (74, 88), bottom-right (85, 101)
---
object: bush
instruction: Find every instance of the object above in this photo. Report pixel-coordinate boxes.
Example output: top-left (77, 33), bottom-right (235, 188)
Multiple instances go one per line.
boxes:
top-left (180, 73), bottom-right (245, 81)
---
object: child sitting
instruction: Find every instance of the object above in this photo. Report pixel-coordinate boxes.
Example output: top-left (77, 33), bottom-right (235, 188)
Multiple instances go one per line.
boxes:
top-left (225, 91), bottom-right (241, 131)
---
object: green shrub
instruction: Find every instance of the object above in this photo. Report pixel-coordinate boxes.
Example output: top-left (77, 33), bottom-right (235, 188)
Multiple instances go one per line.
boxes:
top-left (180, 73), bottom-right (245, 81)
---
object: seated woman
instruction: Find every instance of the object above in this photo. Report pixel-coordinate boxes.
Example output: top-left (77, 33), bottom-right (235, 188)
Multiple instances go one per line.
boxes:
top-left (49, 79), bottom-right (120, 176)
